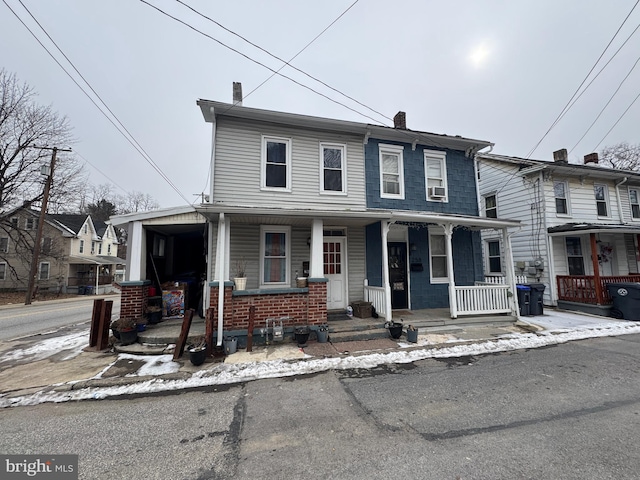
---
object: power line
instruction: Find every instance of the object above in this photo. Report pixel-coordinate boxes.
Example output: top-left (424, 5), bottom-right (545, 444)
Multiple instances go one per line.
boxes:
top-left (525, 0), bottom-right (639, 159)
top-left (5, 0), bottom-right (192, 205)
top-left (74, 150), bottom-right (130, 195)
top-left (592, 89), bottom-right (640, 151)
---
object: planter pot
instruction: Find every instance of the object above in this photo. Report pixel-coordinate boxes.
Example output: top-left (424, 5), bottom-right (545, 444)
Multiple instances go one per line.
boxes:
top-left (234, 277), bottom-right (247, 290)
top-left (147, 311), bottom-right (162, 324)
top-left (189, 348), bottom-right (207, 366)
top-left (295, 326), bottom-right (310, 347)
top-left (223, 336), bottom-right (237, 355)
top-left (111, 328), bottom-right (120, 340)
top-left (406, 328), bottom-right (418, 343)
top-left (296, 277), bottom-right (307, 288)
top-left (119, 329), bottom-right (138, 346)
top-left (316, 327), bottom-right (329, 343)
top-left (387, 323), bottom-right (403, 340)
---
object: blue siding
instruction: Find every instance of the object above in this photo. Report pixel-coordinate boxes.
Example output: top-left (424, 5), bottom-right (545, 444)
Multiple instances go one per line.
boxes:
top-left (365, 139), bottom-right (479, 215)
top-left (365, 222), bottom-right (383, 287)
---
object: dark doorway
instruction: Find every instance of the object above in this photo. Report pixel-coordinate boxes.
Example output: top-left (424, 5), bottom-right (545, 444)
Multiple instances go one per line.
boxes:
top-left (388, 242), bottom-right (408, 309)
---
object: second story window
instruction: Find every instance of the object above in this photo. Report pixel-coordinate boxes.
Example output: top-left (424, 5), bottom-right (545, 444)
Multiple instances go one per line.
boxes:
top-left (10, 217), bottom-right (18, 229)
top-left (79, 239), bottom-right (84, 254)
top-left (554, 181), bottom-right (569, 215)
top-left (0, 237), bottom-right (8, 253)
top-left (594, 184), bottom-right (609, 217)
top-left (484, 194), bottom-right (497, 218)
top-left (98, 243), bottom-right (103, 255)
top-left (91, 242), bottom-right (96, 255)
top-left (629, 188), bottom-right (640, 219)
top-left (425, 150), bottom-right (447, 201)
top-left (107, 244), bottom-right (112, 255)
top-left (320, 143), bottom-right (346, 194)
top-left (262, 136), bottom-right (291, 191)
top-left (26, 218), bottom-right (35, 230)
top-left (379, 144), bottom-right (404, 199)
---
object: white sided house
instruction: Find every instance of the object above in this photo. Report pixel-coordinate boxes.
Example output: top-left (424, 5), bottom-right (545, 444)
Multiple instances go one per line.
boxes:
top-left (477, 150), bottom-right (640, 316)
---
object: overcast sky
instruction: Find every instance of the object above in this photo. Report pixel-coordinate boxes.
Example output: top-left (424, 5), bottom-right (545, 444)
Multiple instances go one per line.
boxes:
top-left (1, 0), bottom-right (639, 208)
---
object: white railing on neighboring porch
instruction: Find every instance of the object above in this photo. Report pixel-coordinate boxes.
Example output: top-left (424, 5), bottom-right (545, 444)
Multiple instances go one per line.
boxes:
top-left (364, 284), bottom-right (386, 318)
top-left (455, 284), bottom-right (511, 315)
top-left (479, 275), bottom-right (528, 285)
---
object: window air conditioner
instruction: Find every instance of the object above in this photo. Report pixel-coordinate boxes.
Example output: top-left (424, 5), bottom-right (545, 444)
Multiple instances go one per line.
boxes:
top-left (429, 186), bottom-right (446, 199)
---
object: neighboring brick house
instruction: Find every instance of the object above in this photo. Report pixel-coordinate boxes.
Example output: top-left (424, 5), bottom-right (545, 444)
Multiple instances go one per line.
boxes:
top-left (0, 206), bottom-right (123, 294)
top-left (112, 96), bottom-right (521, 346)
top-left (477, 150), bottom-right (640, 316)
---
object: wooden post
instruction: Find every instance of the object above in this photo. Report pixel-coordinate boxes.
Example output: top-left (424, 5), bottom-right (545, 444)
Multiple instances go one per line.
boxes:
top-left (246, 305), bottom-right (255, 352)
top-left (205, 307), bottom-right (214, 357)
top-left (88, 299), bottom-right (113, 351)
top-left (88, 299), bottom-right (104, 347)
top-left (173, 309), bottom-right (195, 360)
top-left (590, 233), bottom-right (604, 305)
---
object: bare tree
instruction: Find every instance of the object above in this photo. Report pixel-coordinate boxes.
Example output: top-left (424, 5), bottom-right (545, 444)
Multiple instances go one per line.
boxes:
top-left (600, 142), bottom-right (640, 172)
top-left (116, 191), bottom-right (160, 214)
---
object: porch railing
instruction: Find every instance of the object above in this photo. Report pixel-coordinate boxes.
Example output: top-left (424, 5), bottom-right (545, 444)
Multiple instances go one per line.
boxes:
top-left (455, 284), bottom-right (511, 315)
top-left (67, 275), bottom-right (114, 287)
top-left (557, 275), bottom-right (640, 304)
top-left (480, 275), bottom-right (528, 285)
top-left (364, 284), bottom-right (386, 318)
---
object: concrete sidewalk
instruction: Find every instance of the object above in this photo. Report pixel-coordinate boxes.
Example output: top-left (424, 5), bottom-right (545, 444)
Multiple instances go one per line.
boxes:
top-left (0, 308), bottom-right (637, 407)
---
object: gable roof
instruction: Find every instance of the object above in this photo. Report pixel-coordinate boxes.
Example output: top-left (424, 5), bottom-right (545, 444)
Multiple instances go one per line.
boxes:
top-left (197, 100), bottom-right (493, 155)
top-left (47, 213), bottom-right (87, 234)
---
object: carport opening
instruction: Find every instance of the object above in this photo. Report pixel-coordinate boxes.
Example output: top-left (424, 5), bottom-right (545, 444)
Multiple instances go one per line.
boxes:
top-left (145, 224), bottom-right (207, 313)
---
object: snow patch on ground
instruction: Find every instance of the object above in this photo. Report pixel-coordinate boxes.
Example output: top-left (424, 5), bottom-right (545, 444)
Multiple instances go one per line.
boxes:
top-left (0, 331), bottom-right (89, 364)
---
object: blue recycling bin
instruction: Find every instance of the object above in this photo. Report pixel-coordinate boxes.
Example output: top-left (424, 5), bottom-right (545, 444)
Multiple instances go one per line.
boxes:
top-left (516, 284), bottom-right (531, 316)
top-left (85, 286), bottom-right (94, 295)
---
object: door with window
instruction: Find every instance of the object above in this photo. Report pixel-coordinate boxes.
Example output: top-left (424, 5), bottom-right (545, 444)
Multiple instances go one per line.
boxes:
top-left (388, 243), bottom-right (408, 309)
top-left (324, 238), bottom-right (346, 310)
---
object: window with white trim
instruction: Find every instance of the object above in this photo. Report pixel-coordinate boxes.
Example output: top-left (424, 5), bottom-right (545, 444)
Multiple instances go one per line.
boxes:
top-left (260, 226), bottom-right (290, 286)
top-left (0, 237), bottom-right (8, 253)
top-left (25, 218), bottom-right (35, 230)
top-left (0, 262), bottom-right (6, 280)
top-left (91, 241), bottom-right (96, 255)
top-left (486, 240), bottom-right (502, 273)
top-left (83, 224), bottom-right (88, 234)
top-left (554, 181), bottom-right (569, 215)
top-left (261, 136), bottom-right (291, 191)
top-left (379, 144), bottom-right (404, 199)
top-left (79, 240), bottom-right (84, 254)
top-left (594, 184), bottom-right (609, 217)
top-left (428, 228), bottom-right (448, 283)
top-left (10, 217), bottom-right (18, 229)
top-left (39, 262), bottom-right (50, 280)
top-left (98, 243), bottom-right (103, 255)
top-left (484, 194), bottom-right (497, 218)
top-left (629, 188), bottom-right (640, 219)
top-left (320, 143), bottom-right (346, 194)
top-left (424, 150), bottom-right (448, 201)
top-left (107, 244), bottom-right (112, 255)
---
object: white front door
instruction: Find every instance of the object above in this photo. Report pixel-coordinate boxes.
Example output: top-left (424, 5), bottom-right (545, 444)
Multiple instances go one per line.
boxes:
top-left (324, 237), bottom-right (346, 310)
top-left (598, 236), bottom-right (618, 276)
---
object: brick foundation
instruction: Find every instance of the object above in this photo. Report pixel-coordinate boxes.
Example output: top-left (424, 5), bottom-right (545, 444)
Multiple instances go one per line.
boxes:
top-left (209, 279), bottom-right (328, 331)
top-left (118, 281), bottom-right (151, 320)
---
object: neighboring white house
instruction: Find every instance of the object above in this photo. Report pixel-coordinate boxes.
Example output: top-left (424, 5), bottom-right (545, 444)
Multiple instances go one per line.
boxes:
top-left (477, 150), bottom-right (640, 316)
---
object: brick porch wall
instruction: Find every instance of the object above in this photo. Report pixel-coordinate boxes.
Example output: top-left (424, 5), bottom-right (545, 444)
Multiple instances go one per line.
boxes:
top-left (209, 278), bottom-right (328, 331)
top-left (118, 280), bottom-right (151, 320)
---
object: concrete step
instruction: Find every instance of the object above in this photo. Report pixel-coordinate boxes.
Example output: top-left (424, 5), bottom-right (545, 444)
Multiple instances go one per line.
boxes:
top-left (328, 328), bottom-right (391, 343)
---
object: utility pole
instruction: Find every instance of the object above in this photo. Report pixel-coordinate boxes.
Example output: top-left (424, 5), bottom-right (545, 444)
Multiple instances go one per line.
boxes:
top-left (25, 146), bottom-right (72, 305)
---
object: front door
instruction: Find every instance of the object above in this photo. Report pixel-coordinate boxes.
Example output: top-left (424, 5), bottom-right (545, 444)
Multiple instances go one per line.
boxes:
top-left (388, 242), bottom-right (408, 309)
top-left (324, 237), bottom-right (346, 310)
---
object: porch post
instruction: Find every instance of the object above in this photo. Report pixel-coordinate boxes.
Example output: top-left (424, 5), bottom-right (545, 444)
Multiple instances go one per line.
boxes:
top-left (443, 223), bottom-right (457, 319)
top-left (126, 221), bottom-right (145, 281)
top-left (502, 227), bottom-right (518, 318)
top-left (216, 213), bottom-right (227, 346)
top-left (381, 220), bottom-right (392, 321)
top-left (590, 233), bottom-right (604, 304)
top-left (310, 218), bottom-right (324, 278)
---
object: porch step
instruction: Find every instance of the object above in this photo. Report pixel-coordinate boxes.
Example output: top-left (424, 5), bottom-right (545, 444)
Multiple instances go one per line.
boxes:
top-left (328, 328), bottom-right (390, 343)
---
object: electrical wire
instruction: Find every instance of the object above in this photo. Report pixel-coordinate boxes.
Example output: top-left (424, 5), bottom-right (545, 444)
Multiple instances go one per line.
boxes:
top-left (592, 89), bottom-right (640, 151)
top-left (74, 150), bottom-right (130, 195)
top-left (525, 0), bottom-right (639, 159)
top-left (5, 0), bottom-right (192, 205)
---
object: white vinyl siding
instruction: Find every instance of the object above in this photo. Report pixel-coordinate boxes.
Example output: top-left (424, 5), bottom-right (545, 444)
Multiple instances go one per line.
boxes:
top-left (320, 143), bottom-right (347, 194)
top-left (213, 117), bottom-right (365, 209)
top-left (379, 144), bottom-right (404, 199)
top-left (424, 150), bottom-right (448, 202)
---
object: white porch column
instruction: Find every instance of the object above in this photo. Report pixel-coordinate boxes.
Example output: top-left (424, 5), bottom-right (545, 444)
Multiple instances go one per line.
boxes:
top-left (381, 221), bottom-right (392, 321)
top-left (310, 218), bottom-right (324, 278)
top-left (502, 227), bottom-right (519, 318)
top-left (126, 221), bottom-right (145, 281)
top-left (443, 223), bottom-right (457, 319)
top-left (215, 213), bottom-right (227, 347)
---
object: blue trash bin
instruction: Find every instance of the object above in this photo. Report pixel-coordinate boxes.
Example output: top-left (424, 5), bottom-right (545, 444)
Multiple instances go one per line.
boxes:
top-left (85, 286), bottom-right (94, 295)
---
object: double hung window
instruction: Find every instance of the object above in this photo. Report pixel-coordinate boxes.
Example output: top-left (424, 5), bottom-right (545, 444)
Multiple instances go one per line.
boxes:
top-left (429, 229), bottom-right (448, 283)
top-left (594, 184), bottom-right (609, 217)
top-left (554, 181), bottom-right (569, 215)
top-left (320, 143), bottom-right (346, 193)
top-left (566, 237), bottom-right (585, 275)
top-left (262, 136), bottom-right (291, 191)
top-left (629, 188), bottom-right (640, 219)
top-left (424, 150), bottom-right (447, 201)
top-left (487, 240), bottom-right (502, 273)
top-left (484, 194), bottom-right (497, 218)
top-left (39, 262), bottom-right (50, 280)
top-left (379, 144), bottom-right (404, 199)
top-left (260, 226), bottom-right (290, 286)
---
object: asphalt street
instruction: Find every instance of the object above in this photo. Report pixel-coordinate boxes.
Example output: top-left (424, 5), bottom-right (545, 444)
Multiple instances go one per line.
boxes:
top-left (1, 333), bottom-right (639, 479)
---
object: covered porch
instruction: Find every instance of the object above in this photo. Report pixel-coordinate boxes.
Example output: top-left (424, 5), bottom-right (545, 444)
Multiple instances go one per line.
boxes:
top-left (67, 255), bottom-right (124, 294)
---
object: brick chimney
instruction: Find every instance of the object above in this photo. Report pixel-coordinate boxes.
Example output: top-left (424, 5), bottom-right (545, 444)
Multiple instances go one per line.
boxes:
top-left (553, 148), bottom-right (568, 163)
top-left (393, 111), bottom-right (406, 129)
top-left (233, 82), bottom-right (243, 106)
top-left (584, 152), bottom-right (599, 165)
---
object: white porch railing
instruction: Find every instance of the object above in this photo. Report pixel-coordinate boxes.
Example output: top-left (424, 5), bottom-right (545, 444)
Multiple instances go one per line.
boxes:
top-left (479, 275), bottom-right (528, 285)
top-left (364, 284), bottom-right (386, 318)
top-left (455, 284), bottom-right (511, 315)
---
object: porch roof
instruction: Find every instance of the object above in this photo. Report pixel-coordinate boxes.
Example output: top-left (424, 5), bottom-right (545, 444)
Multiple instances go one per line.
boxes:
top-left (68, 255), bottom-right (126, 265)
top-left (195, 204), bottom-right (520, 229)
top-left (548, 223), bottom-right (640, 236)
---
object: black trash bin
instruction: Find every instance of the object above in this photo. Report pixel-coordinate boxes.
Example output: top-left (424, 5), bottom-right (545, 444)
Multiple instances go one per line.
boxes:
top-left (527, 283), bottom-right (546, 316)
top-left (77, 286), bottom-right (85, 295)
top-left (606, 283), bottom-right (640, 321)
top-left (516, 284), bottom-right (531, 316)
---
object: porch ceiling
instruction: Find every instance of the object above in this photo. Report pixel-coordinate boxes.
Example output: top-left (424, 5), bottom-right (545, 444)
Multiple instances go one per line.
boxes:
top-left (548, 223), bottom-right (640, 236)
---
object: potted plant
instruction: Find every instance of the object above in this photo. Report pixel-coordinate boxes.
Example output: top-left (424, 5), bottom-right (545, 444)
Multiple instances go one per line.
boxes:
top-left (146, 305), bottom-right (162, 324)
top-left (385, 320), bottom-right (403, 340)
top-left (112, 318), bottom-right (138, 345)
top-left (188, 335), bottom-right (207, 366)
top-left (234, 258), bottom-right (247, 290)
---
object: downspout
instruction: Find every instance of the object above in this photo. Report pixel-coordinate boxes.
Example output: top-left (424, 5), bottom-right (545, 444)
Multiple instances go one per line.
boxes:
top-left (216, 212), bottom-right (226, 347)
top-left (209, 107), bottom-right (217, 203)
top-left (539, 170), bottom-right (557, 305)
top-left (615, 177), bottom-right (628, 223)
